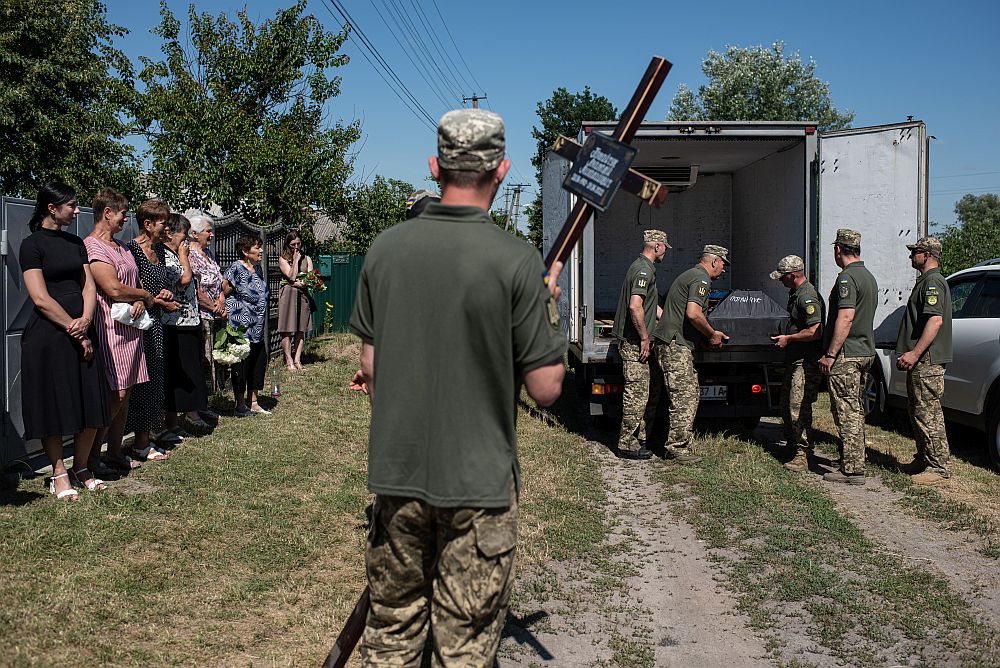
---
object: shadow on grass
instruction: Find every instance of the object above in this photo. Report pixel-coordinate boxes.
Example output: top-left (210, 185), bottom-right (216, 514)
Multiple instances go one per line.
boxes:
top-left (0, 488), bottom-right (45, 507)
top-left (501, 610), bottom-right (553, 661)
top-left (519, 369), bottom-right (618, 456)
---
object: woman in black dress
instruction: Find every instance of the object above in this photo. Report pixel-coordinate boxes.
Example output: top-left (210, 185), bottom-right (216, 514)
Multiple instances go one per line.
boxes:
top-left (20, 183), bottom-right (110, 499)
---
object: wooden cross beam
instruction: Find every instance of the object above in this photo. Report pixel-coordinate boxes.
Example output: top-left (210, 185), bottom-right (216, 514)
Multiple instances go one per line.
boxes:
top-left (544, 56), bottom-right (672, 281)
top-left (550, 135), bottom-right (669, 207)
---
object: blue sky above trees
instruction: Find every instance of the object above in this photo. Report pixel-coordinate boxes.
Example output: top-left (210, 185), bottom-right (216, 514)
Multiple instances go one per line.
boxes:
top-left (106, 0), bottom-right (999, 231)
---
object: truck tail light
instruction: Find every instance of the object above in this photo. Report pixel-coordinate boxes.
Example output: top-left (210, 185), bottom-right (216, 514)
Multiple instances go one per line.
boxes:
top-left (592, 383), bottom-right (624, 395)
top-left (805, 126), bottom-right (817, 135)
top-left (751, 384), bottom-right (764, 394)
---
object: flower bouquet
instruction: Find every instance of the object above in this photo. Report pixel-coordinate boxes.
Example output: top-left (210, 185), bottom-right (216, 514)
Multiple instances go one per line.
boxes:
top-left (212, 323), bottom-right (251, 366)
top-left (296, 269), bottom-right (326, 293)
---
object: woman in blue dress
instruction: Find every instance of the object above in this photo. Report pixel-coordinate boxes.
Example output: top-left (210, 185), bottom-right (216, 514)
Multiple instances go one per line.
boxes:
top-left (222, 233), bottom-right (270, 417)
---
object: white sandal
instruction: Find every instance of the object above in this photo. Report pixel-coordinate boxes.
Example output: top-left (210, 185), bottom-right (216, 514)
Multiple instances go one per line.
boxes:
top-left (49, 473), bottom-right (79, 501)
top-left (70, 468), bottom-right (107, 491)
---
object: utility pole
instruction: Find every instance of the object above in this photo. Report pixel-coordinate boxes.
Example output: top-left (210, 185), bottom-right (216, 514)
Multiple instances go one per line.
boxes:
top-left (463, 94), bottom-right (487, 109)
top-left (506, 183), bottom-right (530, 232)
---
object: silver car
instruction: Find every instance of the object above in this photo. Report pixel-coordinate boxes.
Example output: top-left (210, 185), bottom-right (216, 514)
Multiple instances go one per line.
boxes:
top-left (870, 260), bottom-right (1000, 467)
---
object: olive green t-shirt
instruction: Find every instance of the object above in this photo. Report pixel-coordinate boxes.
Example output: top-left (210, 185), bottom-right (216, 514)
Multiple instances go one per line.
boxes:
top-left (652, 265), bottom-right (711, 350)
top-left (824, 260), bottom-right (878, 358)
top-left (349, 203), bottom-right (567, 508)
top-left (611, 255), bottom-right (657, 343)
top-left (786, 280), bottom-right (825, 362)
top-left (896, 267), bottom-right (952, 364)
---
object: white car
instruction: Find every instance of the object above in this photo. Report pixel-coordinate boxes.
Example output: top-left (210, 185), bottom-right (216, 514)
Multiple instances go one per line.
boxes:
top-left (869, 260), bottom-right (1000, 467)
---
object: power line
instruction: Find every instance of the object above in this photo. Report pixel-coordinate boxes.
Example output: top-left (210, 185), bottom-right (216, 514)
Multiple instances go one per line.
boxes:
top-left (320, 0), bottom-right (437, 131)
top-left (383, 0), bottom-right (462, 104)
top-left (371, 0), bottom-right (454, 110)
top-left (931, 170), bottom-right (1000, 179)
top-left (405, 0), bottom-right (474, 96)
top-left (428, 0), bottom-right (484, 93)
top-left (929, 187), bottom-right (1000, 196)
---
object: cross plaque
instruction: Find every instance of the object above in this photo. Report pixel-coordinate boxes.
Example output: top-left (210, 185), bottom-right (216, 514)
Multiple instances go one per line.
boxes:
top-left (544, 56), bottom-right (673, 282)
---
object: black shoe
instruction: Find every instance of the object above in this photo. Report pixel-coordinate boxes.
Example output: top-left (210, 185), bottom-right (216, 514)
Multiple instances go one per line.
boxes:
top-left (618, 447), bottom-right (653, 460)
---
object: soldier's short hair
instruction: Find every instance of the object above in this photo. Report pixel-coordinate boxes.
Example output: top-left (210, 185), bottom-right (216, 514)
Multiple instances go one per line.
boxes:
top-left (438, 167), bottom-right (496, 189)
top-left (836, 243), bottom-right (861, 257)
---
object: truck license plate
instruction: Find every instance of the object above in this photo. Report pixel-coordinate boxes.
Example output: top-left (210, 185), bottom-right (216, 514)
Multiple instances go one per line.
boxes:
top-left (699, 385), bottom-right (728, 401)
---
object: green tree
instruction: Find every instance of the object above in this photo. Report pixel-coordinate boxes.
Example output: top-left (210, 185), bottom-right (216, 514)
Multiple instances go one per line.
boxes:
top-left (334, 176), bottom-right (413, 255)
top-left (527, 87), bottom-right (617, 249)
top-left (668, 42), bottom-right (854, 131)
top-left (0, 0), bottom-right (138, 198)
top-left (938, 193), bottom-right (1000, 276)
top-left (134, 1), bottom-right (359, 228)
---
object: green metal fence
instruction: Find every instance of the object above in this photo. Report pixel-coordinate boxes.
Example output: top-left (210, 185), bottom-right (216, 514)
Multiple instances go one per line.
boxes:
top-left (312, 254), bottom-right (365, 334)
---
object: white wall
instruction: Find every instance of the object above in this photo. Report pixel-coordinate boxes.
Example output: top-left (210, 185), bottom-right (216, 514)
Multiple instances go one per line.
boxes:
top-left (593, 174), bottom-right (732, 315)
top-left (731, 145), bottom-right (806, 306)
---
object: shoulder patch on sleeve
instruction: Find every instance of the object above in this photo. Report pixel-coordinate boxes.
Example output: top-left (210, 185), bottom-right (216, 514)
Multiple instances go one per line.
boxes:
top-left (637, 278), bottom-right (647, 288)
top-left (805, 304), bottom-right (816, 315)
top-left (927, 294), bottom-right (938, 306)
top-left (839, 284), bottom-right (849, 298)
top-left (697, 285), bottom-right (707, 296)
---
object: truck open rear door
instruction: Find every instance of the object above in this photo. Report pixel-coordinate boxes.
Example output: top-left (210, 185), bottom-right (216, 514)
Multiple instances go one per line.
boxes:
top-left (818, 121), bottom-right (929, 327)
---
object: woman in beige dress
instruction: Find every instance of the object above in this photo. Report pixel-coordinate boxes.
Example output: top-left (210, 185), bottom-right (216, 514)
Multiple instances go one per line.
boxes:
top-left (276, 231), bottom-right (313, 371)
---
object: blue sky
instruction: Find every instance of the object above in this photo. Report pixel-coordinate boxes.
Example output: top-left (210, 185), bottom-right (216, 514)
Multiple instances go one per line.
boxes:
top-left (105, 0), bottom-right (1000, 231)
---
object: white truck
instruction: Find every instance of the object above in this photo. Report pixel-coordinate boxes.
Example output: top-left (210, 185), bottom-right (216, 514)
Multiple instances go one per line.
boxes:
top-left (542, 119), bottom-right (929, 428)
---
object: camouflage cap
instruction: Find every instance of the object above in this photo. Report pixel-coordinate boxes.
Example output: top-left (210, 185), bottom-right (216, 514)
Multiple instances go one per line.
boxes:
top-left (437, 109), bottom-right (505, 172)
top-left (833, 228), bottom-right (862, 246)
top-left (769, 254), bottom-right (805, 280)
top-left (703, 244), bottom-right (730, 265)
top-left (643, 229), bottom-right (670, 247)
top-left (405, 189), bottom-right (440, 220)
top-left (906, 236), bottom-right (943, 258)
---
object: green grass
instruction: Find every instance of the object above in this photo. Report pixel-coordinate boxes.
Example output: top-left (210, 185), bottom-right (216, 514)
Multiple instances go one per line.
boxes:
top-left (0, 334), bottom-right (608, 666)
top-left (810, 394), bottom-right (1000, 559)
top-left (653, 430), bottom-right (1000, 666)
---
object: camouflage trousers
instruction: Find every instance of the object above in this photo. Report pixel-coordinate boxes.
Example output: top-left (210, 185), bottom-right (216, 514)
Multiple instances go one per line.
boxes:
top-left (906, 360), bottom-right (951, 476)
top-left (618, 339), bottom-right (663, 452)
top-left (827, 355), bottom-right (874, 475)
top-left (360, 484), bottom-right (518, 667)
top-left (781, 359), bottom-right (821, 451)
top-left (658, 341), bottom-right (698, 451)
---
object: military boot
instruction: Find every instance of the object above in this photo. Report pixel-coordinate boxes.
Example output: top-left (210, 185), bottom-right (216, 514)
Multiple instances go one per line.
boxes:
top-left (783, 449), bottom-right (809, 472)
top-left (665, 447), bottom-right (702, 464)
top-left (897, 458), bottom-right (926, 475)
top-left (822, 470), bottom-right (866, 486)
top-left (911, 470), bottom-right (949, 486)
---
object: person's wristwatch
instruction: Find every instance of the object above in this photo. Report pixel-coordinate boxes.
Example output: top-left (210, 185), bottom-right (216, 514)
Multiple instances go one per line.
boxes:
top-left (823, 352), bottom-right (838, 360)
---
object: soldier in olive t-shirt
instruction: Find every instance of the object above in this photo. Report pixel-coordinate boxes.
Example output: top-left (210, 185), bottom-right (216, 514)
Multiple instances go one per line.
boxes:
top-left (652, 266), bottom-right (711, 349)
top-left (819, 229), bottom-right (878, 484)
top-left (349, 109), bottom-right (567, 666)
top-left (612, 230), bottom-right (668, 458)
top-left (895, 236), bottom-right (953, 483)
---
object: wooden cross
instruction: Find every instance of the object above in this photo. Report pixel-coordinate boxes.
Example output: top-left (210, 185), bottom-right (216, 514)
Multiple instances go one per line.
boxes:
top-left (544, 56), bottom-right (673, 280)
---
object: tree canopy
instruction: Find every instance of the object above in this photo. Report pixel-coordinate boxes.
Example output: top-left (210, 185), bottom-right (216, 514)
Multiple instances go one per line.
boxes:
top-left (0, 0), bottom-right (138, 199)
top-left (526, 86), bottom-right (617, 248)
top-left (133, 0), bottom-right (360, 228)
top-left (938, 193), bottom-right (1000, 276)
top-left (331, 176), bottom-right (413, 255)
top-left (668, 42), bottom-right (854, 131)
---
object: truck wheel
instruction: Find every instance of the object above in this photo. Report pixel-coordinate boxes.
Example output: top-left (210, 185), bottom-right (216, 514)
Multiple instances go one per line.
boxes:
top-left (987, 399), bottom-right (1000, 470)
top-left (864, 367), bottom-right (888, 426)
top-left (592, 415), bottom-right (615, 431)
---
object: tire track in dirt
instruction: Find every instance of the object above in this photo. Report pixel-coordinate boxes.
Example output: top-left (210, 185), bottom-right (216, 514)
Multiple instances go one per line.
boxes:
top-left (499, 441), bottom-right (771, 667)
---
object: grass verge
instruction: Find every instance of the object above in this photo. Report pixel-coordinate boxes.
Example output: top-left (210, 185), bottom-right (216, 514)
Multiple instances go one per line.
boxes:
top-left (653, 428), bottom-right (1000, 666)
top-left (811, 394), bottom-right (1000, 558)
top-left (0, 333), bottom-right (606, 666)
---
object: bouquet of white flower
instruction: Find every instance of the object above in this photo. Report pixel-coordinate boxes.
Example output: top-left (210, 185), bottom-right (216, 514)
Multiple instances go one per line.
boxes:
top-left (212, 323), bottom-right (251, 365)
